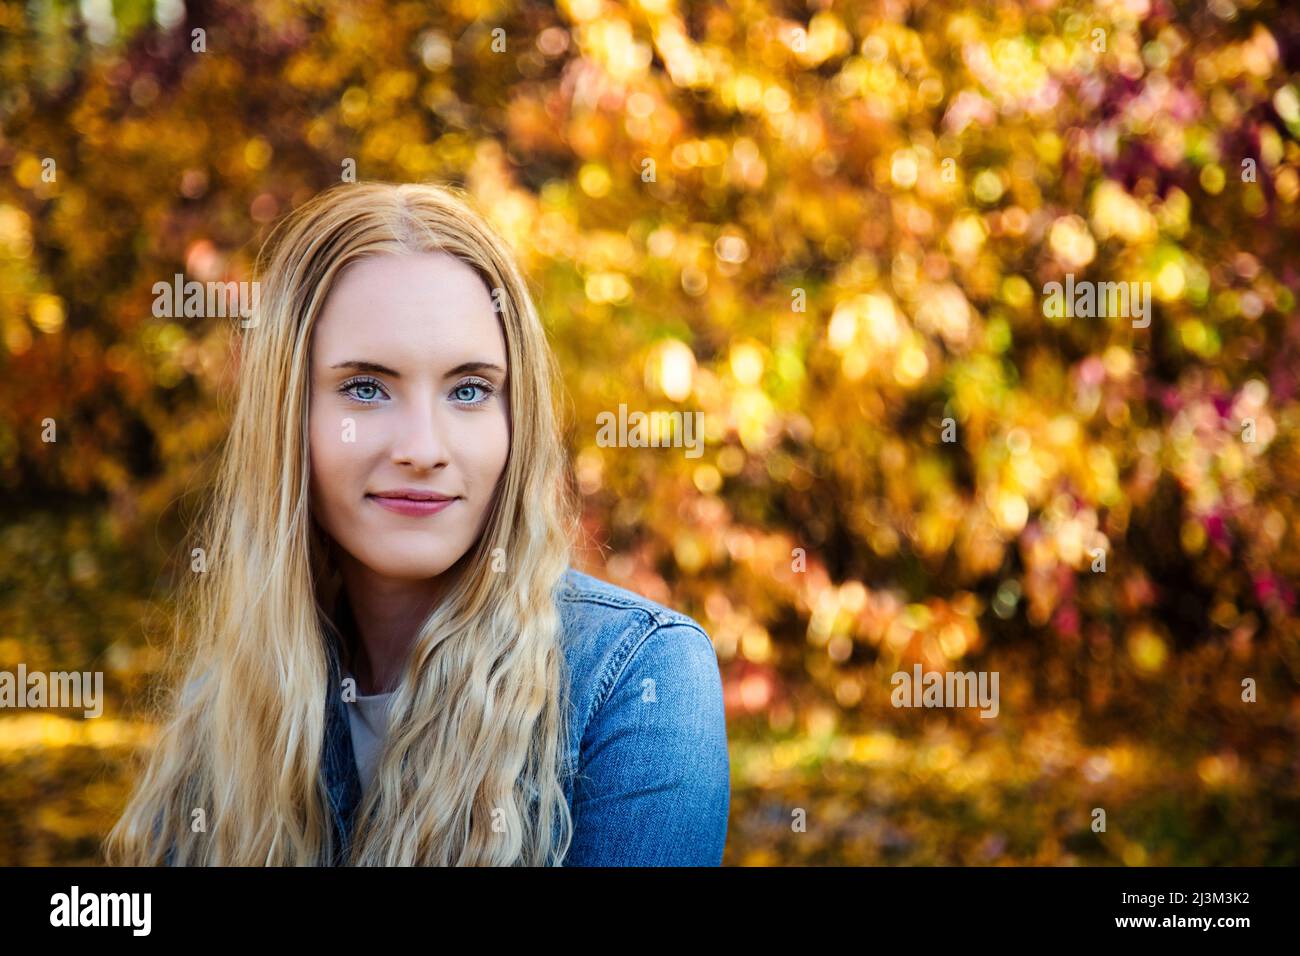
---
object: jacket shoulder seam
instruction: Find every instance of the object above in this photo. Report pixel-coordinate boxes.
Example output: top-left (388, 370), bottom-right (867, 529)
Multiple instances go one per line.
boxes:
top-left (582, 608), bottom-right (656, 731)
top-left (558, 580), bottom-right (696, 630)
top-left (584, 616), bottom-right (712, 736)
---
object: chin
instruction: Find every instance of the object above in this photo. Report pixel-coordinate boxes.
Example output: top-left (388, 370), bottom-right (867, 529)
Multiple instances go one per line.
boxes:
top-left (361, 553), bottom-right (461, 580)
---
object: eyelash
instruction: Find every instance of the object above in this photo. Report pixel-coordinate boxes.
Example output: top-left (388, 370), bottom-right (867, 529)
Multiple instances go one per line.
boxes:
top-left (451, 378), bottom-right (496, 406)
top-left (338, 376), bottom-right (496, 407)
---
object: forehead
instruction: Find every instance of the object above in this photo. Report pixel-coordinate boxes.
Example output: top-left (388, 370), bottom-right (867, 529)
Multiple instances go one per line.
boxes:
top-left (311, 251), bottom-right (505, 365)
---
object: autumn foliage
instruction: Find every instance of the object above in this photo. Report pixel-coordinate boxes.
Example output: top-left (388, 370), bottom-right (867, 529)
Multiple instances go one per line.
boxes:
top-left (1, 0), bottom-right (1298, 864)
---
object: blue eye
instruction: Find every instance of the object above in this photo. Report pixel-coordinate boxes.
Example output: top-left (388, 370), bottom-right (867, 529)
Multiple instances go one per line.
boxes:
top-left (337, 376), bottom-right (494, 406)
top-left (340, 377), bottom-right (387, 404)
top-left (452, 379), bottom-right (495, 406)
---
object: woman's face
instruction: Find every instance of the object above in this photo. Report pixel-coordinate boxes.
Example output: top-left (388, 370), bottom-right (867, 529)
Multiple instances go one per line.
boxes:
top-left (308, 251), bottom-right (511, 581)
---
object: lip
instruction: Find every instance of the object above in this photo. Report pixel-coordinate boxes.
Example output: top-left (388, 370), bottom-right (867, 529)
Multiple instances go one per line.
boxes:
top-left (366, 490), bottom-right (459, 517)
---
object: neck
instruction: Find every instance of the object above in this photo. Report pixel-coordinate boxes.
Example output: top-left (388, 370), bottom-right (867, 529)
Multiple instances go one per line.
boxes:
top-left (334, 552), bottom-right (460, 696)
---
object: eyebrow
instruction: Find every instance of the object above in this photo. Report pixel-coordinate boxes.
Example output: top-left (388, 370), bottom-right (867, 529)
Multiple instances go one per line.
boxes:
top-left (329, 360), bottom-right (506, 379)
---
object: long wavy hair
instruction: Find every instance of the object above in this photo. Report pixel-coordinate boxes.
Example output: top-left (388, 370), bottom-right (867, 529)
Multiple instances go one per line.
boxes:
top-left (105, 181), bottom-right (579, 865)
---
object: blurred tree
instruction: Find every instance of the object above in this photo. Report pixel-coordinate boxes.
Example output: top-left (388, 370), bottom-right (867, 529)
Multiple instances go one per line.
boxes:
top-left (1, 0), bottom-right (1297, 865)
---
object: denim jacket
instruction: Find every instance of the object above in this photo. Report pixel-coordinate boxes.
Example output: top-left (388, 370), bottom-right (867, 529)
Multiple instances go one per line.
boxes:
top-left (317, 567), bottom-right (730, 866)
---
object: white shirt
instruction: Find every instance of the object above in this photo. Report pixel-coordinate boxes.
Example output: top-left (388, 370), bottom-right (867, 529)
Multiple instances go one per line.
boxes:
top-left (342, 669), bottom-right (394, 796)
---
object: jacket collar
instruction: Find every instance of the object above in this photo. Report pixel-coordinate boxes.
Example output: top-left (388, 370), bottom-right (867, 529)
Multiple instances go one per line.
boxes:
top-left (322, 636), bottom-right (362, 864)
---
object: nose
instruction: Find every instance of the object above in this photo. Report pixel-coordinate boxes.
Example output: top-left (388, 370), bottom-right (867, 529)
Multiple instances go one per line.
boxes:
top-left (390, 392), bottom-right (449, 471)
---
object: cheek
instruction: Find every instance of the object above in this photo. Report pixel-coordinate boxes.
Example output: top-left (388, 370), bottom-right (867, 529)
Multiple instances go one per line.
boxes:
top-left (473, 408), bottom-right (511, 482)
top-left (308, 406), bottom-right (337, 482)
top-left (307, 410), bottom-right (334, 519)
top-left (308, 404), bottom-right (364, 511)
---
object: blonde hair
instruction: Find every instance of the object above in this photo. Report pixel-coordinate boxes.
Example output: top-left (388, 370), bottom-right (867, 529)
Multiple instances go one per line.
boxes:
top-left (106, 181), bottom-right (579, 865)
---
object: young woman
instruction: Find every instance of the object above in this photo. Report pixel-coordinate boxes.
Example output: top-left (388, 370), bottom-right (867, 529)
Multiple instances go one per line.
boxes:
top-left (105, 181), bottom-right (730, 866)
